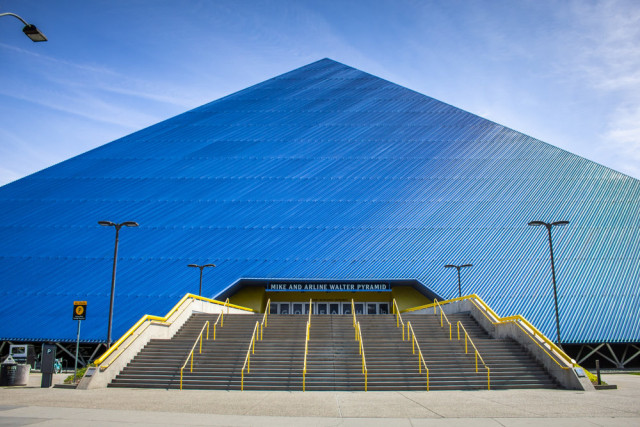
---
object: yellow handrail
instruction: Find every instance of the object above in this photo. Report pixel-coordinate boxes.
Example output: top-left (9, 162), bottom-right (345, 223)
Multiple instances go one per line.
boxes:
top-left (212, 310), bottom-right (223, 340)
top-left (467, 299), bottom-right (572, 370)
top-left (403, 294), bottom-right (575, 370)
top-left (179, 321), bottom-right (210, 390)
top-left (392, 298), bottom-right (406, 340)
top-left (240, 321), bottom-right (260, 391)
top-left (95, 293), bottom-right (254, 367)
top-left (350, 299), bottom-right (367, 391)
top-left (355, 321), bottom-right (368, 392)
top-left (351, 299), bottom-right (357, 328)
top-left (432, 299), bottom-right (452, 340)
top-left (303, 323), bottom-right (310, 391)
top-left (260, 298), bottom-right (271, 340)
top-left (406, 321), bottom-right (430, 391)
top-left (457, 321), bottom-right (490, 390)
top-left (303, 299), bottom-right (312, 391)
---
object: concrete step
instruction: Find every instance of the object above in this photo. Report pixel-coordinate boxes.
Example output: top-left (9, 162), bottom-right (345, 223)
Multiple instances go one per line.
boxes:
top-left (110, 312), bottom-right (559, 391)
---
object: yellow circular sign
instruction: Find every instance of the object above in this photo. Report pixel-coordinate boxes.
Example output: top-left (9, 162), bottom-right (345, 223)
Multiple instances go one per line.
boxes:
top-left (75, 305), bottom-right (85, 316)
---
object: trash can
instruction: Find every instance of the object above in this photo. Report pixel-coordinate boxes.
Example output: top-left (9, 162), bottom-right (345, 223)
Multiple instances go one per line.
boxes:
top-left (0, 355), bottom-right (18, 386)
top-left (14, 364), bottom-right (30, 386)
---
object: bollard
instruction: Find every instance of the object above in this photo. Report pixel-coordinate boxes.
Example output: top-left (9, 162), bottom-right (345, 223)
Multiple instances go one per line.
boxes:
top-left (596, 359), bottom-right (601, 385)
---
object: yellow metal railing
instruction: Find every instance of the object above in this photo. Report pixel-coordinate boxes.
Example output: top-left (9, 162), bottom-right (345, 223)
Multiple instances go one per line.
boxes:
top-left (433, 299), bottom-right (453, 340)
top-left (403, 294), bottom-right (575, 370)
top-left (468, 299), bottom-right (572, 370)
top-left (240, 321), bottom-right (260, 391)
top-left (260, 298), bottom-right (271, 340)
top-left (179, 321), bottom-right (210, 390)
top-left (355, 321), bottom-right (368, 392)
top-left (457, 321), bottom-right (490, 390)
top-left (406, 321), bottom-right (430, 390)
top-left (95, 293), bottom-right (253, 369)
top-left (212, 310), bottom-right (223, 340)
top-left (303, 298), bottom-right (312, 391)
top-left (351, 299), bottom-right (357, 328)
top-left (351, 299), bottom-right (368, 391)
top-left (212, 297), bottom-right (231, 340)
top-left (392, 298), bottom-right (406, 340)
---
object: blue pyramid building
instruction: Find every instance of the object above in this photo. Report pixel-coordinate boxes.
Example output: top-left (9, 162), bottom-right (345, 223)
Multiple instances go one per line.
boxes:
top-left (1, 59), bottom-right (638, 361)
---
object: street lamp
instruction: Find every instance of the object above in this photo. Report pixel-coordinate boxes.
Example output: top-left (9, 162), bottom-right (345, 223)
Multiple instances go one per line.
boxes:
top-left (444, 264), bottom-right (473, 298)
top-left (187, 264), bottom-right (216, 296)
top-left (528, 220), bottom-right (569, 347)
top-left (0, 12), bottom-right (47, 42)
top-left (99, 220), bottom-right (139, 348)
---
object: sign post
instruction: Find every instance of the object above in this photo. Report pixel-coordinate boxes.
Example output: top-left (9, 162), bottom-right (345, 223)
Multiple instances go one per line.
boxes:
top-left (72, 301), bottom-right (87, 383)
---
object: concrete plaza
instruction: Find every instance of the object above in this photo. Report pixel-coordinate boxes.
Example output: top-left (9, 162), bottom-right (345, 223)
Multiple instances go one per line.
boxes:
top-left (0, 374), bottom-right (638, 426)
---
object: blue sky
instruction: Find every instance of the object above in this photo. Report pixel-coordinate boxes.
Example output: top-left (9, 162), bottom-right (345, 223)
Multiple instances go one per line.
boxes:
top-left (1, 0), bottom-right (639, 185)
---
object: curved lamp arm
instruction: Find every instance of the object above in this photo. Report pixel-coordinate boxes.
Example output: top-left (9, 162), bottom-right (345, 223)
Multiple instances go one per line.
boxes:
top-left (1, 12), bottom-right (47, 42)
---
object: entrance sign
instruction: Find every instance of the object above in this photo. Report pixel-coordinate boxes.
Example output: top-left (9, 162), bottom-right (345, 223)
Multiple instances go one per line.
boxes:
top-left (267, 282), bottom-right (390, 292)
top-left (73, 301), bottom-right (87, 320)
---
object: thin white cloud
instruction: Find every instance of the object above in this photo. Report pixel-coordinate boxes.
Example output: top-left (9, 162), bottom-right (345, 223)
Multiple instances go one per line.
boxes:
top-left (0, 42), bottom-right (120, 76)
top-left (568, 1), bottom-right (640, 91)
top-left (559, 0), bottom-right (640, 177)
top-left (0, 87), bottom-right (159, 130)
top-left (0, 41), bottom-right (194, 111)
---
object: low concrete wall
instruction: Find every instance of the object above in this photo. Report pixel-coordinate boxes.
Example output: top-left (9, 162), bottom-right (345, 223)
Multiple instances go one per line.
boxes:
top-left (78, 300), bottom-right (253, 389)
top-left (408, 301), bottom-right (594, 391)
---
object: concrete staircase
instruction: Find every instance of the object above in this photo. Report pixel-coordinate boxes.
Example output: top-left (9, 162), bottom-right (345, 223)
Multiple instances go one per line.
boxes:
top-left (241, 314), bottom-right (307, 390)
top-left (304, 315), bottom-right (365, 391)
top-left (406, 312), bottom-right (558, 389)
top-left (110, 313), bottom-right (258, 389)
top-left (109, 311), bottom-right (558, 390)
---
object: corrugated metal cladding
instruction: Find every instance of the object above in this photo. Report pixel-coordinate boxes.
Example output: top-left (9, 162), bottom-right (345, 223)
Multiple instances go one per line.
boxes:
top-left (0, 58), bottom-right (638, 344)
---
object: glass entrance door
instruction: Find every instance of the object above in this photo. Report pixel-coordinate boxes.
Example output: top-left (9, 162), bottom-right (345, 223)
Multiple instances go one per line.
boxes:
top-left (328, 302), bottom-right (340, 315)
top-left (342, 303), bottom-right (351, 315)
top-left (316, 303), bottom-right (328, 315)
top-left (367, 303), bottom-right (377, 315)
top-left (354, 303), bottom-right (364, 315)
top-left (279, 303), bottom-right (290, 315)
top-left (292, 303), bottom-right (304, 314)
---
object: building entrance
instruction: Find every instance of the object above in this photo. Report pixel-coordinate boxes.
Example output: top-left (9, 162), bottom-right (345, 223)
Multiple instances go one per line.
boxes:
top-left (270, 301), bottom-right (389, 315)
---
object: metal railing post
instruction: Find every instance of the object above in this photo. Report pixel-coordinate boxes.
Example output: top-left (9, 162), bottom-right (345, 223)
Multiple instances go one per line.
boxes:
top-left (407, 321), bottom-right (430, 391)
top-left (179, 320), bottom-right (210, 389)
top-left (457, 320), bottom-right (490, 390)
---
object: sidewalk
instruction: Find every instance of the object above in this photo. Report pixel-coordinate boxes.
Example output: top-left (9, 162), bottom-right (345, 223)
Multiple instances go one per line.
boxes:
top-left (1, 374), bottom-right (638, 426)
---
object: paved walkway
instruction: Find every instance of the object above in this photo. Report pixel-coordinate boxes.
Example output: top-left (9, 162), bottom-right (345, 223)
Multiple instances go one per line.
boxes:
top-left (0, 374), bottom-right (638, 426)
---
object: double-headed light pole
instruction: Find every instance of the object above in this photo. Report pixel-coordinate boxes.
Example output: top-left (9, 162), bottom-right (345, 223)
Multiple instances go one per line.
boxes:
top-left (99, 221), bottom-right (139, 348)
top-left (444, 264), bottom-right (473, 298)
top-left (528, 220), bottom-right (569, 347)
top-left (188, 264), bottom-right (216, 296)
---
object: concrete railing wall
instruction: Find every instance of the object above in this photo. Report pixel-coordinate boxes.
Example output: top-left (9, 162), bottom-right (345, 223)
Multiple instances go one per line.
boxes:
top-left (78, 300), bottom-right (253, 389)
